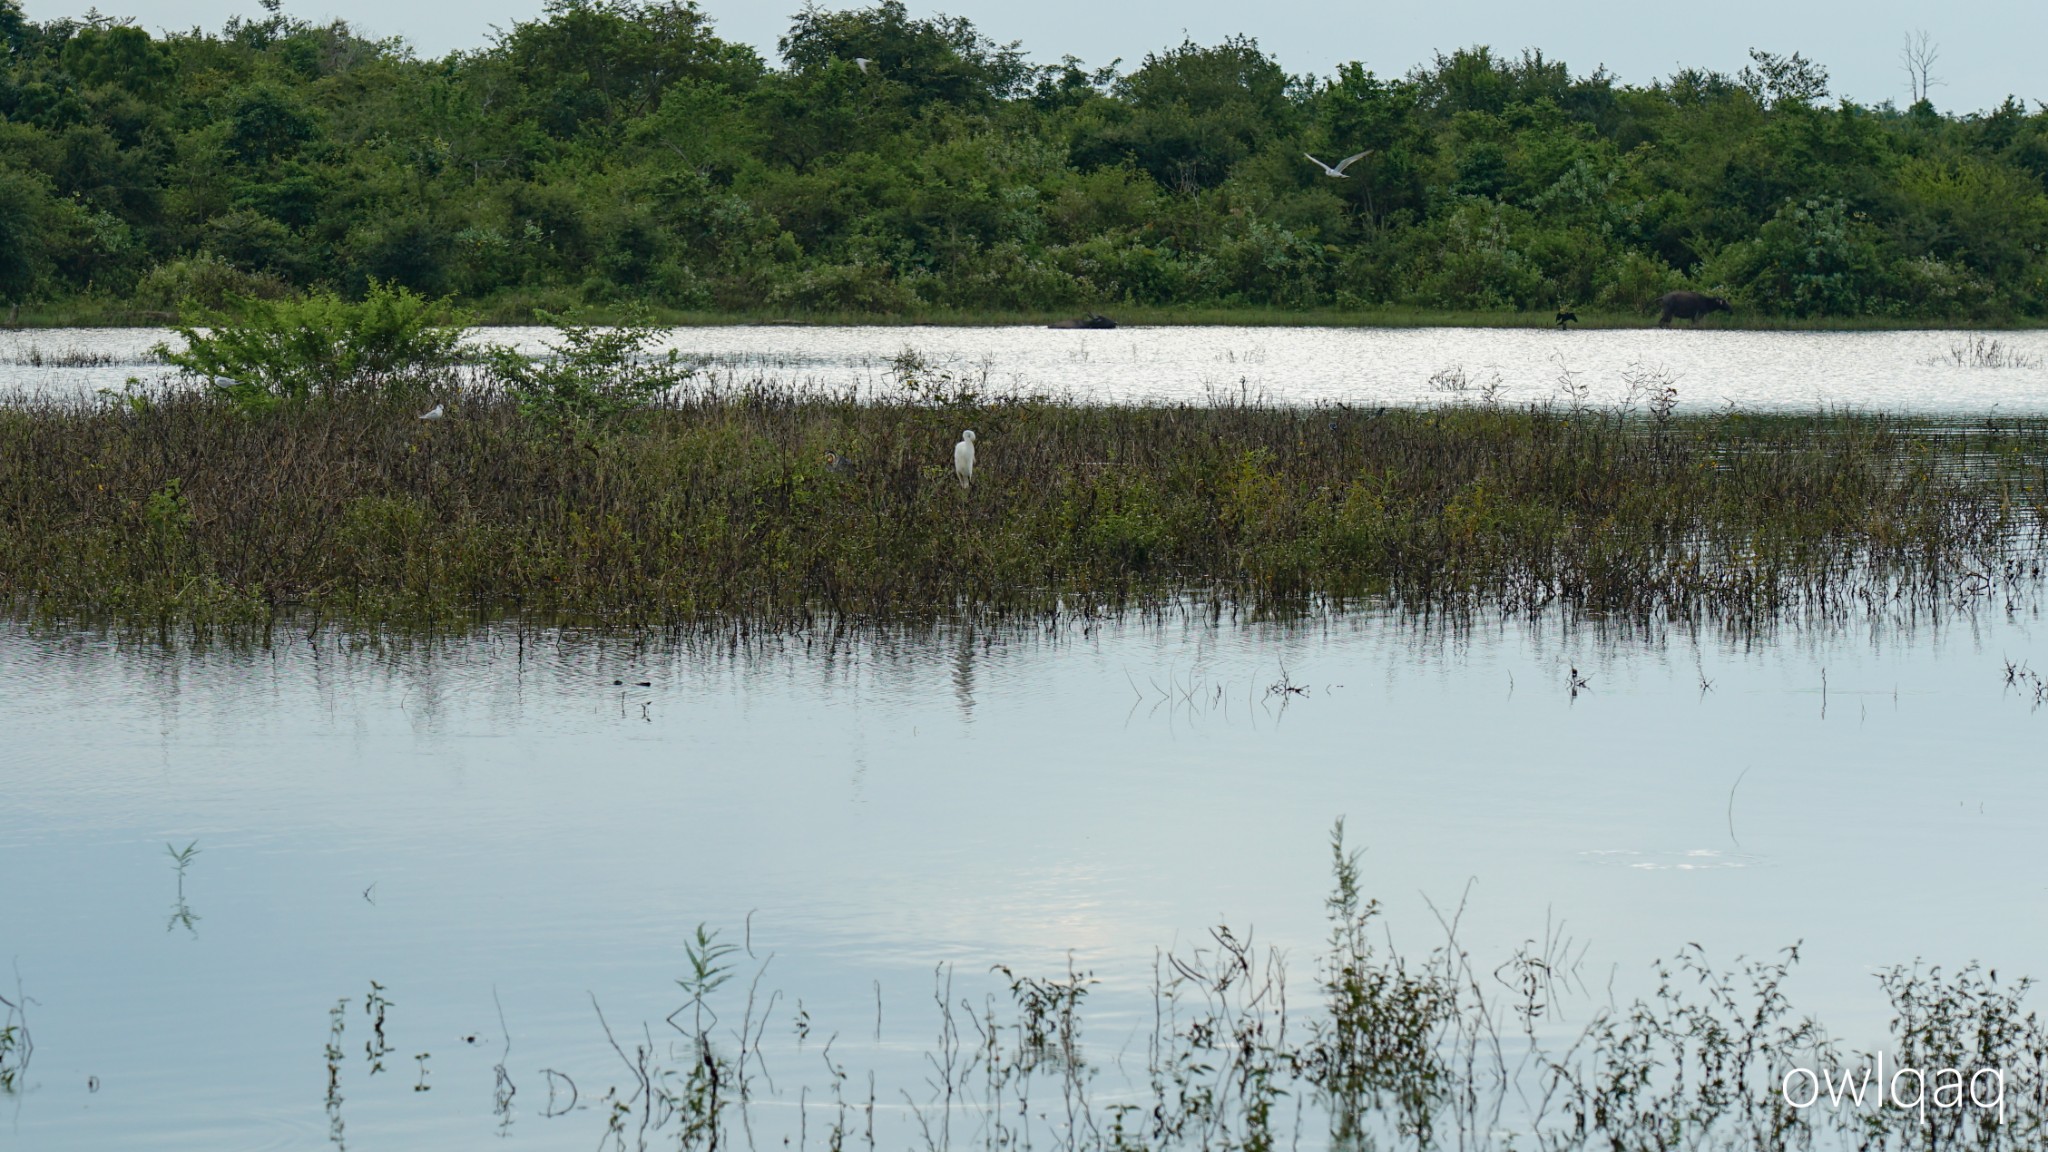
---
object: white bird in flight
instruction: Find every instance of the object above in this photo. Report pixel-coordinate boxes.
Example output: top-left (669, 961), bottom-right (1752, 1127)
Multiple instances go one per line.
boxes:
top-left (1305, 150), bottom-right (1371, 178)
top-left (854, 57), bottom-right (874, 73)
top-left (418, 404), bottom-right (444, 421)
top-left (953, 429), bottom-right (976, 489)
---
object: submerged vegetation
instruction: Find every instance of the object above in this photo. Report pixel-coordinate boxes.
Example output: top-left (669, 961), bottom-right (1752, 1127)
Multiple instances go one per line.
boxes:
top-left (0, 980), bottom-right (27, 1095)
top-left (1, 1), bottom-right (2047, 323)
top-left (314, 825), bottom-right (2048, 1150)
top-left (1, 346), bottom-right (2043, 629)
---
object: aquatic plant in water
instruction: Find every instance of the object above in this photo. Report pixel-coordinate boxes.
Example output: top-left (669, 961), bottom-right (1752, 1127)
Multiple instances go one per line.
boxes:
top-left (425, 822), bottom-right (2046, 1151)
top-left (0, 981), bottom-right (28, 1094)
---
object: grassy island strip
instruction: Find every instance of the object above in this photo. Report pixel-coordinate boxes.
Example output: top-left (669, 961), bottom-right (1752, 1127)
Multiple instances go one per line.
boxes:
top-left (3, 381), bottom-right (2042, 630)
top-left (0, 291), bottom-right (2036, 630)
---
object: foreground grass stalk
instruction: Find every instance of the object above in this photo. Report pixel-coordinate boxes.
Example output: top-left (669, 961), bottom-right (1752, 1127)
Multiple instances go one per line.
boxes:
top-left (1, 385), bottom-right (2042, 630)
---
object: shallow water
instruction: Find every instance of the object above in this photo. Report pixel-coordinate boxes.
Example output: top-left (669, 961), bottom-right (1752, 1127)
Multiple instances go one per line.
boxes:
top-left (4, 609), bottom-right (2048, 1148)
top-left (4, 324), bottom-right (2047, 411)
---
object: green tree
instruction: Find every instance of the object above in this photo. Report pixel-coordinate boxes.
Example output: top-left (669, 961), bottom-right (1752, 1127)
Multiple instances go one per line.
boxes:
top-left (0, 168), bottom-right (53, 302)
top-left (1079, 36), bottom-right (1296, 193)
top-left (60, 25), bottom-right (175, 96)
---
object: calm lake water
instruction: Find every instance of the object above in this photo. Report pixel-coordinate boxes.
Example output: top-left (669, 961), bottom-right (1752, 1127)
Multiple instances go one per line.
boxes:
top-left (6, 320), bottom-right (2047, 1145)
top-left (4, 608), bottom-right (2047, 1149)
top-left (3, 324), bottom-right (2047, 411)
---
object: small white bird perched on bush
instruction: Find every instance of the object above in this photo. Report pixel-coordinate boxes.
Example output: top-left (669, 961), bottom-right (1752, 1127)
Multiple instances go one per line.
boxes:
top-left (418, 404), bottom-right (445, 421)
top-left (954, 429), bottom-right (976, 489)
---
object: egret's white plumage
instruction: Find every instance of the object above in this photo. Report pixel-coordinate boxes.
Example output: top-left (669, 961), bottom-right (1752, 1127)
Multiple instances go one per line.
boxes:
top-left (1304, 150), bottom-right (1371, 178)
top-left (418, 404), bottom-right (445, 421)
top-left (854, 57), bottom-right (874, 73)
top-left (953, 429), bottom-right (976, 488)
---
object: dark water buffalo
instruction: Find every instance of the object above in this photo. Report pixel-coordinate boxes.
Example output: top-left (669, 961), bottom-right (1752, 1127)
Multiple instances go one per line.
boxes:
top-left (1048, 313), bottom-right (1116, 330)
top-left (1656, 291), bottom-right (1732, 326)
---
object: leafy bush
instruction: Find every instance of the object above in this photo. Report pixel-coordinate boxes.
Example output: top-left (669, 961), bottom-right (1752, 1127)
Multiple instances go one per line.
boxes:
top-left (1597, 251), bottom-right (1685, 313)
top-left (1707, 198), bottom-right (1889, 318)
top-left (158, 282), bottom-right (466, 411)
top-left (766, 260), bottom-right (920, 313)
top-left (1409, 201), bottom-right (1547, 309)
top-left (134, 255), bottom-right (291, 311)
top-left (482, 313), bottom-right (694, 424)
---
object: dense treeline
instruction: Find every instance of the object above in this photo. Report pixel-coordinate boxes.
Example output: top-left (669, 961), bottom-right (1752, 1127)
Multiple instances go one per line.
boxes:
top-left (2, 0), bottom-right (2046, 321)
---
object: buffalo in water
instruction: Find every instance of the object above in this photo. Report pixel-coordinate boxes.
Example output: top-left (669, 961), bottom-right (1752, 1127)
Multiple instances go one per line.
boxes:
top-left (1656, 291), bottom-right (1732, 326)
top-left (1048, 313), bottom-right (1116, 330)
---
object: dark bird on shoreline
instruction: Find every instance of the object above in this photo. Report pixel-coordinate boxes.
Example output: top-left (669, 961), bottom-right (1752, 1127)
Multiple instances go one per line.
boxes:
top-left (1555, 309), bottom-right (1579, 330)
top-left (1048, 313), bottom-right (1115, 329)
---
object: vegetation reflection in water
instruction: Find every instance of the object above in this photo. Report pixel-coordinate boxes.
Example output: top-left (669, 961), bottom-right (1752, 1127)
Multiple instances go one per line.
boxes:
top-left (290, 824), bottom-right (2046, 1152)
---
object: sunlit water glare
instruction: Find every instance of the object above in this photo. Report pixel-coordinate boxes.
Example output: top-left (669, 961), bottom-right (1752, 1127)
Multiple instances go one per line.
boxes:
top-left (4, 324), bottom-right (2047, 410)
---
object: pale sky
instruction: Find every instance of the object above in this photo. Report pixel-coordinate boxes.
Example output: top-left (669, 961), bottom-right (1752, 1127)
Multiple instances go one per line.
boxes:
top-left (27, 0), bottom-right (2048, 114)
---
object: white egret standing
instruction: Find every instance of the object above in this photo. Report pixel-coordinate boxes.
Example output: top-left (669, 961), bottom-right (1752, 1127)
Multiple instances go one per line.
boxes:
top-left (953, 430), bottom-right (976, 489)
top-left (418, 404), bottom-right (445, 421)
top-left (1304, 150), bottom-right (1371, 178)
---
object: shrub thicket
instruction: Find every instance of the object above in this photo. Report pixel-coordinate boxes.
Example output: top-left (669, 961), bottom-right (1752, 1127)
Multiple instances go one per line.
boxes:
top-left (0, 1), bottom-right (2044, 322)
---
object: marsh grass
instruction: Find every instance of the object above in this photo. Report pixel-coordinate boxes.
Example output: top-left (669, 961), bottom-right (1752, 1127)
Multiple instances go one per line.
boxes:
top-left (4, 344), bottom-right (118, 368)
top-left (2, 381), bottom-right (2045, 632)
top-left (1933, 338), bottom-right (2044, 371)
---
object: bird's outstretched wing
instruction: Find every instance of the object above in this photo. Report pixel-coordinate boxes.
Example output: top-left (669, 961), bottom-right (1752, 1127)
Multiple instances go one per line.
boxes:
top-left (1303, 152), bottom-right (1330, 172)
top-left (1333, 150), bottom-right (1372, 174)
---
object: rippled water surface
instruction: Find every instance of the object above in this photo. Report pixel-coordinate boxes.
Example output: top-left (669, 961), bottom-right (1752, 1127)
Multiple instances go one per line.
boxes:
top-left (4, 609), bottom-right (2048, 1149)
top-left (4, 324), bottom-right (2047, 410)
